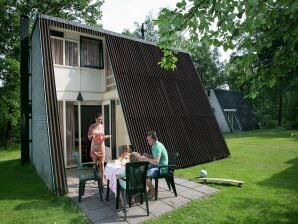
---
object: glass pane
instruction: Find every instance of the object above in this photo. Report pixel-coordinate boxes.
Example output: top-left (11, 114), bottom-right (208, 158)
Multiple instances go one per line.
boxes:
top-left (104, 105), bottom-right (110, 147)
top-left (51, 38), bottom-right (63, 65)
top-left (80, 37), bottom-right (103, 68)
top-left (66, 102), bottom-right (76, 167)
top-left (65, 41), bottom-right (78, 66)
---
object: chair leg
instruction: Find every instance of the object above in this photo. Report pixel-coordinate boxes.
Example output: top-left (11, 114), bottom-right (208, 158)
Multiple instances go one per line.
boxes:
top-left (78, 180), bottom-right (86, 202)
top-left (106, 179), bottom-right (110, 201)
top-left (124, 191), bottom-right (127, 221)
top-left (169, 176), bottom-right (177, 197)
top-left (154, 178), bottom-right (158, 200)
top-left (116, 180), bottom-right (120, 210)
top-left (140, 193), bottom-right (144, 204)
top-left (165, 177), bottom-right (171, 190)
top-left (78, 182), bottom-right (82, 202)
top-left (97, 180), bottom-right (103, 201)
top-left (144, 191), bottom-right (149, 216)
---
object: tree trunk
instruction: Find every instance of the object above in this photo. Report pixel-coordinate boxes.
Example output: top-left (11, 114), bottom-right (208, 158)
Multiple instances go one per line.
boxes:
top-left (278, 82), bottom-right (283, 126)
top-left (5, 121), bottom-right (12, 146)
top-left (278, 95), bottom-right (282, 125)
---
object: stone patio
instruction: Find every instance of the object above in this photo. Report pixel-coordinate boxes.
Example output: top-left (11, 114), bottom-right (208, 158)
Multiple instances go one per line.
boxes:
top-left (67, 169), bottom-right (218, 224)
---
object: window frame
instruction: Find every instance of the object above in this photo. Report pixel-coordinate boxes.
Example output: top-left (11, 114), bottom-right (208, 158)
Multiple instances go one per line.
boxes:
top-left (64, 39), bottom-right (79, 67)
top-left (50, 36), bottom-right (64, 66)
top-left (50, 36), bottom-right (79, 68)
top-left (80, 36), bottom-right (104, 69)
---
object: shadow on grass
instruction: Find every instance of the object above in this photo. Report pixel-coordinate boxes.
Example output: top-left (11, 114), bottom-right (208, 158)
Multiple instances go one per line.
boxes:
top-left (257, 157), bottom-right (298, 192)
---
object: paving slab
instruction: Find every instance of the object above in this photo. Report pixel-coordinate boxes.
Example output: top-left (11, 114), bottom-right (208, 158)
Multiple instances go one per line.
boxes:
top-left (66, 169), bottom-right (218, 224)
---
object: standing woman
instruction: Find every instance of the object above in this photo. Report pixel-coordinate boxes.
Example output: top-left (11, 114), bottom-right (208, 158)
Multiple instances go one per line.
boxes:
top-left (88, 113), bottom-right (111, 186)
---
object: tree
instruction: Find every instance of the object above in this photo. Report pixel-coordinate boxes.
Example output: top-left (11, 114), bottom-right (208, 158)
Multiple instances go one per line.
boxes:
top-left (0, 58), bottom-right (20, 146)
top-left (0, 0), bottom-right (104, 146)
top-left (122, 12), bottom-right (226, 89)
top-left (122, 12), bottom-right (160, 42)
top-left (155, 0), bottom-right (298, 98)
top-left (182, 41), bottom-right (227, 89)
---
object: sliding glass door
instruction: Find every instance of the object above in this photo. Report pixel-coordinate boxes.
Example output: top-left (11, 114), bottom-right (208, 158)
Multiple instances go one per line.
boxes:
top-left (58, 101), bottom-right (76, 167)
top-left (80, 105), bottom-right (102, 162)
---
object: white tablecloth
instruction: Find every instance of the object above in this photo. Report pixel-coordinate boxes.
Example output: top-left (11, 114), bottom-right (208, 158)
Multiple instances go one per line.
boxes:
top-left (104, 161), bottom-right (125, 195)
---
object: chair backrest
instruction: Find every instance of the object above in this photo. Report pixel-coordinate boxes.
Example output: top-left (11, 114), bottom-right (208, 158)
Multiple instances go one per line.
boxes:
top-left (165, 152), bottom-right (178, 176)
top-left (169, 152), bottom-right (179, 166)
top-left (73, 152), bottom-right (81, 167)
top-left (125, 161), bottom-right (149, 194)
top-left (73, 151), bottom-right (98, 180)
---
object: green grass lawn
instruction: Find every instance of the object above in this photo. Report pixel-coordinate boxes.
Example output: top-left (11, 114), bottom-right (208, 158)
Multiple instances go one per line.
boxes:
top-left (0, 128), bottom-right (297, 224)
top-left (0, 146), bottom-right (88, 224)
top-left (146, 128), bottom-right (298, 224)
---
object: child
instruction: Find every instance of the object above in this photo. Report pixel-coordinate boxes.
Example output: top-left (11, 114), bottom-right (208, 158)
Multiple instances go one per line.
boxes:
top-left (117, 152), bottom-right (140, 208)
top-left (119, 144), bottom-right (131, 161)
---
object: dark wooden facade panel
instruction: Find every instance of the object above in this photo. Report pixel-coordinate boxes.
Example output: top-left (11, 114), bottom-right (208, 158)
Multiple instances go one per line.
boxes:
top-left (106, 35), bottom-right (230, 168)
top-left (39, 18), bottom-right (68, 195)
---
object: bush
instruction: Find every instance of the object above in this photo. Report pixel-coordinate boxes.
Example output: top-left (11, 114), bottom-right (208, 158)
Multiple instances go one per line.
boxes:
top-left (266, 120), bottom-right (278, 128)
top-left (292, 122), bottom-right (298, 129)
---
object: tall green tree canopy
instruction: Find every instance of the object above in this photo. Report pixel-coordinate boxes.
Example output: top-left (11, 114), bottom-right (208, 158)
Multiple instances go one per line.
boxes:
top-left (0, 0), bottom-right (104, 145)
top-left (156, 0), bottom-right (298, 98)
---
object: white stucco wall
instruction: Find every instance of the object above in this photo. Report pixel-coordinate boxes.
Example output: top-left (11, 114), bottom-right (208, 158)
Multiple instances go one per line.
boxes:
top-left (52, 29), bottom-right (106, 102)
top-left (116, 103), bottom-right (130, 155)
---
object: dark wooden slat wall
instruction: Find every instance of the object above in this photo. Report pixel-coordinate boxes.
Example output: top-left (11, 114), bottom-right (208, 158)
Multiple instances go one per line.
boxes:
top-left (41, 15), bottom-right (230, 171)
top-left (39, 19), bottom-right (67, 195)
top-left (105, 36), bottom-right (230, 168)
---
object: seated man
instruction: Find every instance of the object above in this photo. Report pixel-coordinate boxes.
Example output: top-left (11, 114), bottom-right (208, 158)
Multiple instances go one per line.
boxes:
top-left (139, 131), bottom-right (168, 198)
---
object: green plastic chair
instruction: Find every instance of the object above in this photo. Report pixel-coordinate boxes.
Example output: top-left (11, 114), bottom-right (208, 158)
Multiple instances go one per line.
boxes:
top-left (116, 161), bottom-right (149, 221)
top-left (73, 152), bottom-right (103, 202)
top-left (154, 152), bottom-right (178, 200)
top-left (106, 144), bottom-right (135, 201)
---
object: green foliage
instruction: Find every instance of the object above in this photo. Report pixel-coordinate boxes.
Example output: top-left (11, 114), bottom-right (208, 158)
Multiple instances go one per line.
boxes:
top-left (265, 120), bottom-right (278, 128)
top-left (122, 12), bottom-right (160, 42)
top-left (0, 0), bottom-right (104, 145)
top-left (182, 41), bottom-right (227, 88)
top-left (146, 129), bottom-right (298, 224)
top-left (0, 58), bottom-right (20, 146)
top-left (156, 0), bottom-right (298, 97)
top-left (157, 49), bottom-right (178, 71)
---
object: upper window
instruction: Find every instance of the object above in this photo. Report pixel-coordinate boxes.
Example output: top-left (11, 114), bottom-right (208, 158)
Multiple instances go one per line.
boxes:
top-left (51, 37), bottom-right (78, 67)
top-left (51, 38), bottom-right (63, 65)
top-left (65, 40), bottom-right (78, 66)
top-left (80, 37), bottom-right (104, 69)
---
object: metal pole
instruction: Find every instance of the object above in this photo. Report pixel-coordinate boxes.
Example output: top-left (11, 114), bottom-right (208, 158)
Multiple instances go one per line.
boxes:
top-left (20, 15), bottom-right (30, 165)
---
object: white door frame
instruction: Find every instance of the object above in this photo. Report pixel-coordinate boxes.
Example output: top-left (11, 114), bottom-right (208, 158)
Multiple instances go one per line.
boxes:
top-left (102, 100), bottom-right (111, 146)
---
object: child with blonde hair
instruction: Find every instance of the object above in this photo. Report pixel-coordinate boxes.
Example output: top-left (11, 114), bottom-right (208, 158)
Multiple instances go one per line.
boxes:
top-left (116, 152), bottom-right (141, 208)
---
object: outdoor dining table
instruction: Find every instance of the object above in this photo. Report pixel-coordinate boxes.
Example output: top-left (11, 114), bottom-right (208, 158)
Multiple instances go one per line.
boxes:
top-left (104, 159), bottom-right (128, 200)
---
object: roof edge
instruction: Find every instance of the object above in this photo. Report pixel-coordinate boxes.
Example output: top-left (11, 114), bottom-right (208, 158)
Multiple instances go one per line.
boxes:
top-left (38, 14), bottom-right (189, 54)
